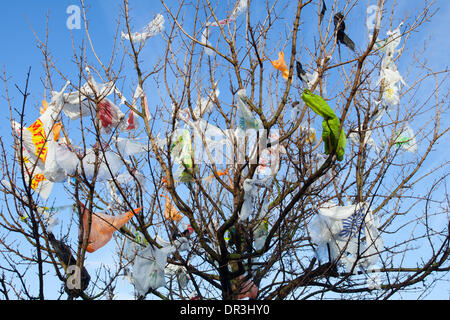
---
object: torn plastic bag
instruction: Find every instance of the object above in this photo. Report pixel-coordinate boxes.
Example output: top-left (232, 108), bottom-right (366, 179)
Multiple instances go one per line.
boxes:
top-left (170, 129), bottom-right (195, 182)
top-left (349, 128), bottom-right (379, 153)
top-left (301, 89), bottom-right (347, 161)
top-left (132, 244), bottom-right (168, 296)
top-left (239, 176), bottom-right (272, 222)
top-left (44, 140), bottom-right (68, 182)
top-left (79, 202), bottom-right (140, 253)
top-left (54, 143), bottom-right (80, 176)
top-left (81, 149), bottom-right (124, 181)
top-left (236, 88), bottom-right (263, 130)
top-left (270, 52), bottom-right (290, 80)
top-left (161, 194), bottom-right (183, 223)
top-left (310, 202), bottom-right (383, 272)
top-left (253, 219), bottom-right (269, 251)
top-left (155, 235), bottom-right (190, 254)
top-left (121, 14), bottom-right (164, 44)
top-left (201, 0), bottom-right (247, 55)
top-left (193, 85), bottom-right (220, 119)
top-left (256, 131), bottom-right (286, 176)
top-left (114, 137), bottom-right (149, 156)
top-left (165, 264), bottom-right (190, 288)
top-left (98, 98), bottom-right (125, 134)
top-left (394, 124), bottom-right (417, 153)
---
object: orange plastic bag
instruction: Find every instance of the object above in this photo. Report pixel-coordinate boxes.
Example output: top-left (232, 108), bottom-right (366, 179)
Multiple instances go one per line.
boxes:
top-left (270, 52), bottom-right (289, 80)
top-left (161, 194), bottom-right (183, 223)
top-left (80, 202), bottom-right (141, 253)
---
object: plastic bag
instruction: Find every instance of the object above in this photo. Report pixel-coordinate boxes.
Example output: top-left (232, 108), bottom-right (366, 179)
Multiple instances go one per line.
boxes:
top-left (80, 202), bottom-right (140, 253)
top-left (253, 219), bottom-right (269, 251)
top-left (295, 61), bottom-right (319, 90)
top-left (193, 86), bottom-right (220, 119)
top-left (98, 98), bottom-right (125, 134)
top-left (81, 149), bottom-right (124, 181)
top-left (394, 124), bottom-right (417, 153)
top-left (301, 89), bottom-right (347, 161)
top-left (201, 0), bottom-right (247, 55)
top-left (165, 264), bottom-right (190, 288)
top-left (376, 23), bottom-right (405, 107)
top-left (310, 202), bottom-right (383, 272)
top-left (44, 140), bottom-right (67, 182)
top-left (114, 137), bottom-right (149, 156)
top-left (121, 14), bottom-right (164, 43)
top-left (239, 176), bottom-right (272, 222)
top-left (161, 194), bottom-right (183, 223)
top-left (256, 131), bottom-right (286, 176)
top-left (170, 129), bottom-right (195, 182)
top-left (270, 52), bottom-right (289, 80)
top-left (236, 88), bottom-right (263, 130)
top-left (349, 128), bottom-right (379, 153)
top-left (55, 143), bottom-right (80, 176)
top-left (132, 244), bottom-right (168, 296)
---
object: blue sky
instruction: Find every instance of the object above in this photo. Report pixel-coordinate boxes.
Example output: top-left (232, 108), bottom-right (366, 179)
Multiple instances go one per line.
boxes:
top-left (0, 0), bottom-right (448, 300)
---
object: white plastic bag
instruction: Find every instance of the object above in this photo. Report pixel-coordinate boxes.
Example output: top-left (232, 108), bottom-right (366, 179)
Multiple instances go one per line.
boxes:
top-left (394, 124), bottom-right (417, 153)
top-left (121, 14), bottom-right (165, 44)
top-left (132, 245), bottom-right (168, 295)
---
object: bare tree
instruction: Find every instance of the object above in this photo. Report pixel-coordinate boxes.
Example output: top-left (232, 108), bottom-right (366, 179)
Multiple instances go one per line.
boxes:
top-left (0, 0), bottom-right (448, 300)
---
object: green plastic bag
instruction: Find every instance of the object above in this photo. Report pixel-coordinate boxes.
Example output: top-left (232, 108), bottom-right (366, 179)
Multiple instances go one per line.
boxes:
top-left (301, 90), bottom-right (347, 161)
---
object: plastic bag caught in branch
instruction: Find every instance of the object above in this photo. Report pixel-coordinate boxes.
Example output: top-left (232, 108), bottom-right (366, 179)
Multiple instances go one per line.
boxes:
top-left (165, 264), bottom-right (190, 288)
top-left (201, 0), bottom-right (247, 55)
top-left (114, 137), bottom-right (149, 157)
top-left (253, 219), bottom-right (269, 251)
top-left (236, 88), bottom-right (263, 130)
top-left (193, 85), bottom-right (220, 119)
top-left (13, 82), bottom-right (70, 198)
top-left (161, 194), bottom-right (183, 223)
top-left (270, 52), bottom-right (290, 80)
top-left (310, 202), bottom-right (383, 272)
top-left (80, 202), bottom-right (140, 253)
top-left (121, 14), bottom-right (165, 44)
top-left (44, 140), bottom-right (68, 182)
top-left (295, 61), bottom-right (318, 90)
top-left (61, 73), bottom-right (125, 131)
top-left (81, 148), bottom-right (124, 181)
top-left (301, 89), bottom-right (347, 161)
top-left (239, 176), bottom-right (272, 222)
top-left (132, 244), bottom-right (168, 295)
top-left (349, 127), bottom-right (379, 154)
top-left (394, 124), bottom-right (417, 153)
top-left (98, 99), bottom-right (125, 134)
top-left (376, 23), bottom-right (405, 107)
top-left (170, 129), bottom-right (195, 182)
top-left (256, 131), bottom-right (286, 176)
